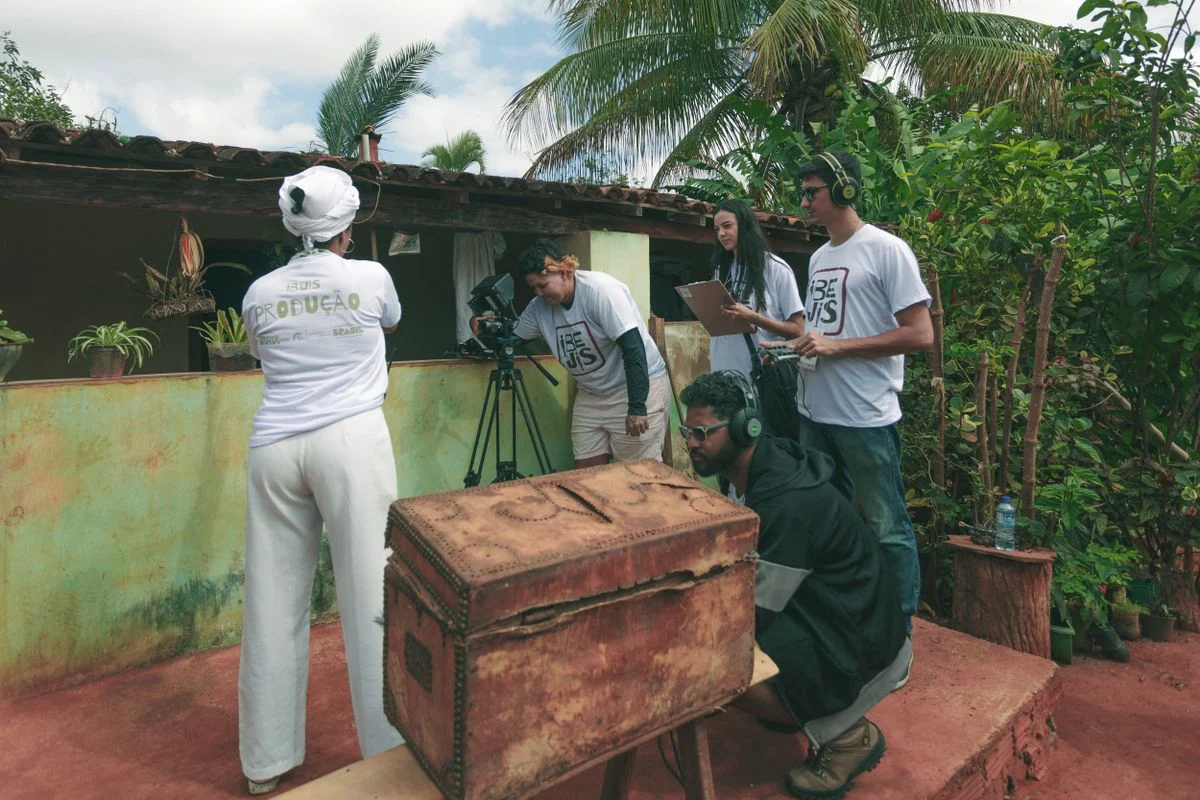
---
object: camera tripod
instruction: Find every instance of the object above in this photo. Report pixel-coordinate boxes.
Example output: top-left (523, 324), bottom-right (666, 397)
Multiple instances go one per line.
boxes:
top-left (463, 338), bottom-right (558, 487)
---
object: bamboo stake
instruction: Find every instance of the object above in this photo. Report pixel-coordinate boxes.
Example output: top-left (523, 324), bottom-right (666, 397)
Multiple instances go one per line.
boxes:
top-left (1021, 231), bottom-right (1067, 520)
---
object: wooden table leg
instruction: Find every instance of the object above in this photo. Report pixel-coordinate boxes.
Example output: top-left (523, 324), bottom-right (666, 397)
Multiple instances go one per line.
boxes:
top-left (600, 747), bottom-right (638, 800)
top-left (676, 720), bottom-right (716, 800)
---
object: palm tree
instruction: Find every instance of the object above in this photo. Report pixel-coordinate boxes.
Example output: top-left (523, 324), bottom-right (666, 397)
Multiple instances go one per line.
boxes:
top-left (421, 130), bottom-right (487, 173)
top-left (503, 0), bottom-right (1060, 186)
top-left (317, 34), bottom-right (439, 157)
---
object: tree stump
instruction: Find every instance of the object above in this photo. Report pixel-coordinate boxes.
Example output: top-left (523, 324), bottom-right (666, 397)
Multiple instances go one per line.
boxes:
top-left (947, 535), bottom-right (1057, 659)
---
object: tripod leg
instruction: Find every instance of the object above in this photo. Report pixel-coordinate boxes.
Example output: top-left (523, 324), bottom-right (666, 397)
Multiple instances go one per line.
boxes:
top-left (512, 370), bottom-right (555, 475)
top-left (464, 369), bottom-right (502, 487)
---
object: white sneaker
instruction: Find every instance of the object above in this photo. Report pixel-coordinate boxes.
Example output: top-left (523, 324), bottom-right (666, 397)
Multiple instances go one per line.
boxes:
top-left (247, 775), bottom-right (281, 795)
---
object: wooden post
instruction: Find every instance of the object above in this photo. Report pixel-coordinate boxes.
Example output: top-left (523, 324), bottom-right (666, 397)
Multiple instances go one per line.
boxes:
top-left (947, 535), bottom-right (1056, 658)
top-left (976, 351), bottom-right (992, 525)
top-left (999, 278), bottom-right (1032, 494)
top-left (1021, 232), bottom-right (1067, 520)
top-left (676, 720), bottom-right (717, 800)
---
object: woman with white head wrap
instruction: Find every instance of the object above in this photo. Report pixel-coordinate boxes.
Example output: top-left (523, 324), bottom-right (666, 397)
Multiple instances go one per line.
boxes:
top-left (238, 166), bottom-right (404, 794)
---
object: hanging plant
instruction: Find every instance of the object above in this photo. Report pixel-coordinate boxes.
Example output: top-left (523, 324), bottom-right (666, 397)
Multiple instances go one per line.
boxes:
top-left (120, 216), bottom-right (251, 320)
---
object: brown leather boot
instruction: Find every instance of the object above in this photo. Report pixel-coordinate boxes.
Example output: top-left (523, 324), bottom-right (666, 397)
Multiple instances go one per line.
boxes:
top-left (785, 718), bottom-right (886, 799)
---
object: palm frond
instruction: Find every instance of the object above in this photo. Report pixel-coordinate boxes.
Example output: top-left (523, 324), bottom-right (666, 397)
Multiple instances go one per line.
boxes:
top-left (358, 41), bottom-right (439, 138)
top-left (505, 31), bottom-right (746, 174)
top-left (317, 36), bottom-right (439, 157)
top-left (897, 13), bottom-right (1064, 132)
top-left (422, 130), bottom-right (486, 173)
top-left (552, 0), bottom-right (757, 49)
top-left (745, 0), bottom-right (867, 93)
top-left (318, 35), bottom-right (379, 156)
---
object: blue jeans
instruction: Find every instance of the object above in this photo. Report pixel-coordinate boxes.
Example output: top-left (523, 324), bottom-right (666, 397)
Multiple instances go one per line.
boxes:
top-left (795, 416), bottom-right (920, 630)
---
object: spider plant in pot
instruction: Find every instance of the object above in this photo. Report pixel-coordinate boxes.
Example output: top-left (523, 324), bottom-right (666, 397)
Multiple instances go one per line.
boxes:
top-left (67, 322), bottom-right (158, 378)
top-left (193, 308), bottom-right (255, 372)
top-left (0, 308), bottom-right (33, 382)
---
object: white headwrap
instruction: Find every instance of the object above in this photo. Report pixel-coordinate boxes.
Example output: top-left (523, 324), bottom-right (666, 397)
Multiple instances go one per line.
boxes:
top-left (278, 166), bottom-right (360, 251)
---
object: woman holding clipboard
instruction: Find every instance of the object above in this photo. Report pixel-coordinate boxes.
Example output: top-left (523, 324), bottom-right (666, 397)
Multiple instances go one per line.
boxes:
top-left (709, 199), bottom-right (806, 437)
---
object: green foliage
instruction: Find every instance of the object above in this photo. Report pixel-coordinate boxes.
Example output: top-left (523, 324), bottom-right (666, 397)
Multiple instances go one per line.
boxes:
top-left (505, 1), bottom-right (1060, 185)
top-left (679, 0), bottom-right (1199, 618)
top-left (0, 308), bottom-right (31, 344)
top-left (0, 31), bottom-right (73, 126)
top-left (67, 323), bottom-right (158, 372)
top-left (317, 35), bottom-right (438, 158)
top-left (421, 129), bottom-right (486, 173)
top-left (191, 308), bottom-right (247, 345)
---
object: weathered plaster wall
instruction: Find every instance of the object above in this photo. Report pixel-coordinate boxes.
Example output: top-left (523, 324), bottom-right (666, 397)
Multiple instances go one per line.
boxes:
top-left (0, 360), bottom-right (571, 699)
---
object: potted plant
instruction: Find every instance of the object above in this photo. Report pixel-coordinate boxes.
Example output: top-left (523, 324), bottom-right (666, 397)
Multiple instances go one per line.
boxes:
top-left (67, 322), bottom-right (158, 378)
top-left (1109, 600), bottom-right (1146, 641)
top-left (1141, 603), bottom-right (1177, 643)
top-left (0, 308), bottom-right (32, 382)
top-left (193, 308), bottom-right (255, 372)
top-left (120, 217), bottom-right (250, 320)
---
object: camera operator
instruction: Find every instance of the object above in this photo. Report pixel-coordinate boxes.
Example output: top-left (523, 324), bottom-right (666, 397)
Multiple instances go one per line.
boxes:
top-left (473, 238), bottom-right (668, 468)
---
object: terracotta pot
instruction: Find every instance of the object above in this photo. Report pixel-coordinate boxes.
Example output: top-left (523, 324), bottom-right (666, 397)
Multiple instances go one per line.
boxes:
top-left (0, 342), bottom-right (25, 382)
top-left (207, 342), bottom-right (256, 372)
top-left (89, 347), bottom-right (127, 379)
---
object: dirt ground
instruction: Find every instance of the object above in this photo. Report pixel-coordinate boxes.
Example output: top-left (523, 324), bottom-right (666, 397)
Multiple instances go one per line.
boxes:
top-left (1021, 630), bottom-right (1200, 799)
top-left (0, 624), bottom-right (1195, 799)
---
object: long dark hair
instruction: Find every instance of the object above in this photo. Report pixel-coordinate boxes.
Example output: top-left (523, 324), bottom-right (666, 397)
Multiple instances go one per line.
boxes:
top-left (710, 198), bottom-right (769, 309)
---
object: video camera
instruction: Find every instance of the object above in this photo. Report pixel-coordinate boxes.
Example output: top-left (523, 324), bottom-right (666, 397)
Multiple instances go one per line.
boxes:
top-left (468, 273), bottom-right (520, 345)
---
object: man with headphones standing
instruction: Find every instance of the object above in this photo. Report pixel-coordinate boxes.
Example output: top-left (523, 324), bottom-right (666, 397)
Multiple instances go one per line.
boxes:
top-left (680, 371), bottom-right (909, 800)
top-left (779, 151), bottom-right (933, 647)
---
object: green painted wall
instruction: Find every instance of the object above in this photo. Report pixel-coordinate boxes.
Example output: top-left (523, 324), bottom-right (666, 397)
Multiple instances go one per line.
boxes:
top-left (0, 360), bottom-right (572, 699)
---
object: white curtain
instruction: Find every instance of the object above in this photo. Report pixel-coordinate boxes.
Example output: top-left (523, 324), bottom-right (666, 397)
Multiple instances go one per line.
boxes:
top-left (453, 232), bottom-right (507, 343)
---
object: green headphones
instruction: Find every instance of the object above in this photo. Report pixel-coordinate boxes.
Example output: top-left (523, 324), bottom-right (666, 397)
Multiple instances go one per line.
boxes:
top-left (817, 152), bottom-right (860, 207)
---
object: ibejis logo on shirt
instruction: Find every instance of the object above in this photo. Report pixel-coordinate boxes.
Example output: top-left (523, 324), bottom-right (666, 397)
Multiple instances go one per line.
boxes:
top-left (806, 267), bottom-right (848, 335)
top-left (555, 321), bottom-right (604, 375)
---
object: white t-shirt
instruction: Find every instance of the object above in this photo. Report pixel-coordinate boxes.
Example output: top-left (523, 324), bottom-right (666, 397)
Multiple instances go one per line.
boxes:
top-left (709, 253), bottom-right (804, 377)
top-left (514, 270), bottom-right (666, 396)
top-left (798, 224), bottom-right (931, 427)
top-left (243, 251), bottom-right (402, 447)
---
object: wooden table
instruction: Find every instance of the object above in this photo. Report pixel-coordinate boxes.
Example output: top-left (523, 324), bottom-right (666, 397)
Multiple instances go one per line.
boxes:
top-left (279, 647), bottom-right (779, 800)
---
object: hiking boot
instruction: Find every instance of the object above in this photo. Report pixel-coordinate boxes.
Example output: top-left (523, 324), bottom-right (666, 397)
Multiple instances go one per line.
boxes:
top-left (785, 719), bottom-right (886, 800)
top-left (1091, 625), bottom-right (1130, 662)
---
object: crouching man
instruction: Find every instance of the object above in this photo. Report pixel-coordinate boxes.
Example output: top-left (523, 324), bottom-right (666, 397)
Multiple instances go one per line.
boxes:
top-left (680, 371), bottom-right (911, 800)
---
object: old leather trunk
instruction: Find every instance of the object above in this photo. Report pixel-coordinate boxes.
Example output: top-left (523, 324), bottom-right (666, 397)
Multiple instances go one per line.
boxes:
top-left (383, 459), bottom-right (758, 800)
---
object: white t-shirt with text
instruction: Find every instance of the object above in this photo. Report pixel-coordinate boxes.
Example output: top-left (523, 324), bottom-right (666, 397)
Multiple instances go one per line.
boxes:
top-left (243, 251), bottom-right (402, 447)
top-left (514, 270), bottom-right (666, 396)
top-left (798, 224), bottom-right (931, 427)
top-left (709, 253), bottom-right (804, 377)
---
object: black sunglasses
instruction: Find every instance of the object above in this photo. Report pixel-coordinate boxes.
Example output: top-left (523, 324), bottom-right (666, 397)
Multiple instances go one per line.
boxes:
top-left (678, 420), bottom-right (730, 443)
top-left (800, 184), bottom-right (830, 202)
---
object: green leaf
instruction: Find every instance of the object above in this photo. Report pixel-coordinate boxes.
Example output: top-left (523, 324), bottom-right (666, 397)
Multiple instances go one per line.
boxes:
top-left (1159, 265), bottom-right (1191, 293)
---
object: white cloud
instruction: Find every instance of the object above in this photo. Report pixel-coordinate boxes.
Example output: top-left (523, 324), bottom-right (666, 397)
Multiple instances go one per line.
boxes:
top-left (5, 0), bottom-right (553, 169)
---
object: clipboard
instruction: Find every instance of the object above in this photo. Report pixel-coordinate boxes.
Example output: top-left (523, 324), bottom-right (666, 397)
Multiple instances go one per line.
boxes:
top-left (674, 280), bottom-right (755, 336)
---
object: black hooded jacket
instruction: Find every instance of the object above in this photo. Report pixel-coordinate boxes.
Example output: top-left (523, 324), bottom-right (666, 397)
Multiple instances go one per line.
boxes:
top-left (745, 435), bottom-right (906, 722)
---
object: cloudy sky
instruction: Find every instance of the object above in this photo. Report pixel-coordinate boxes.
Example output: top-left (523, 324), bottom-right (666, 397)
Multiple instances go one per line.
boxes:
top-left (5, 1), bottom-right (1195, 179)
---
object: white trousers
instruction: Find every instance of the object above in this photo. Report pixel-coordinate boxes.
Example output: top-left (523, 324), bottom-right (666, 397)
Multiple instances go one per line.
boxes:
top-left (239, 407), bottom-right (404, 782)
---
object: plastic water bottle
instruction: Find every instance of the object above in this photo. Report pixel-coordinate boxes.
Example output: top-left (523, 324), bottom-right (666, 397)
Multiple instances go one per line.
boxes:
top-left (995, 496), bottom-right (1016, 552)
